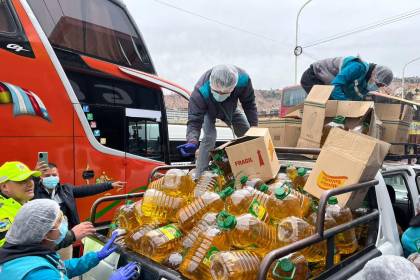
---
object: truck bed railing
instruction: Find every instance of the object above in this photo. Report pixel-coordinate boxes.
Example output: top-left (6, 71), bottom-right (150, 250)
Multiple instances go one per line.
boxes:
top-left (257, 179), bottom-right (379, 280)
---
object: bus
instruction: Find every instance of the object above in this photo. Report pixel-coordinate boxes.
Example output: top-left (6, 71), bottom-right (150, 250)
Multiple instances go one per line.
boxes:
top-left (0, 0), bottom-right (191, 224)
top-left (279, 85), bottom-right (307, 117)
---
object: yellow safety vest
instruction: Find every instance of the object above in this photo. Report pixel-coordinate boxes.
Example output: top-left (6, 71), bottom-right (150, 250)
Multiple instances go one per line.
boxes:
top-left (0, 194), bottom-right (22, 247)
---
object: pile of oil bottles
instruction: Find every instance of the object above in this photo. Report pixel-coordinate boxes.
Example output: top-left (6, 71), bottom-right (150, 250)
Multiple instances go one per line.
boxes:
top-left (109, 153), bottom-right (367, 280)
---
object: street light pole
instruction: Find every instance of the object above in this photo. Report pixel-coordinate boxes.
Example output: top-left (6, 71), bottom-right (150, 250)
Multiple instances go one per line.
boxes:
top-left (402, 56), bottom-right (420, 99)
top-left (294, 0), bottom-right (313, 84)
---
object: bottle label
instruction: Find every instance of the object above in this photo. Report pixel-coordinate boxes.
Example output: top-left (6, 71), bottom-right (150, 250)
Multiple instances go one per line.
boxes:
top-left (248, 198), bottom-right (267, 221)
top-left (159, 224), bottom-right (183, 240)
top-left (203, 246), bottom-right (220, 267)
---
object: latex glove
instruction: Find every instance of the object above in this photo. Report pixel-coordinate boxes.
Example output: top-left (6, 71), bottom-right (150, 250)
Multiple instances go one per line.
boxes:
top-left (109, 262), bottom-right (138, 280)
top-left (97, 231), bottom-right (118, 260)
top-left (177, 142), bottom-right (198, 157)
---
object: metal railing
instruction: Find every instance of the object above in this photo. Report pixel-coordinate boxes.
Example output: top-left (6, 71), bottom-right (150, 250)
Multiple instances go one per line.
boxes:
top-left (257, 179), bottom-right (379, 280)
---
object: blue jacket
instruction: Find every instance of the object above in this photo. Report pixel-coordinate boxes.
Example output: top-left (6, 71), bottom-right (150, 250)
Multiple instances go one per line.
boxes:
top-left (402, 226), bottom-right (420, 256)
top-left (0, 251), bottom-right (100, 279)
top-left (331, 56), bottom-right (370, 100)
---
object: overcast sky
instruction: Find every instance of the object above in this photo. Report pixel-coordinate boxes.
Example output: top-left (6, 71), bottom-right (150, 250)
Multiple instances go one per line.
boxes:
top-left (123, 0), bottom-right (420, 90)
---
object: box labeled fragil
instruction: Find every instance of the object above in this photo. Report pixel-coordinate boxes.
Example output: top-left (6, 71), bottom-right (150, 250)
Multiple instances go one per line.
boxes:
top-left (215, 127), bottom-right (280, 182)
top-left (303, 127), bottom-right (390, 209)
top-left (375, 103), bottom-right (414, 155)
top-left (259, 118), bottom-right (301, 147)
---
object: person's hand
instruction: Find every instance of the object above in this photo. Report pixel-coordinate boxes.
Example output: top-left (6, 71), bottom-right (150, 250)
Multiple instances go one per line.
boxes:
top-left (109, 262), bottom-right (138, 280)
top-left (111, 181), bottom-right (126, 189)
top-left (72, 222), bottom-right (96, 240)
top-left (35, 160), bottom-right (49, 176)
top-left (97, 231), bottom-right (118, 260)
top-left (177, 142), bottom-right (198, 157)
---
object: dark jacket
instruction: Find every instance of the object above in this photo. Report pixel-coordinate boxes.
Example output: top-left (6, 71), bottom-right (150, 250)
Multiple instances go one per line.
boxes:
top-left (186, 66), bottom-right (258, 143)
top-left (34, 181), bottom-right (113, 229)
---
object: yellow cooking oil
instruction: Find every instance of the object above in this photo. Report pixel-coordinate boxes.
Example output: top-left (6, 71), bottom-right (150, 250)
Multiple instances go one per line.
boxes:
top-left (225, 187), bottom-right (271, 222)
top-left (133, 200), bottom-right (155, 226)
top-left (125, 221), bottom-right (161, 253)
top-left (210, 250), bottom-right (261, 280)
top-left (194, 170), bottom-right (226, 198)
top-left (114, 200), bottom-right (140, 232)
top-left (292, 168), bottom-right (308, 192)
top-left (326, 197), bottom-right (358, 254)
top-left (138, 223), bottom-right (184, 263)
top-left (141, 189), bottom-right (186, 223)
top-left (179, 226), bottom-right (231, 280)
top-left (147, 169), bottom-right (195, 198)
top-left (286, 164), bottom-right (298, 182)
top-left (267, 253), bottom-right (309, 280)
top-left (182, 212), bottom-right (218, 251)
top-left (177, 187), bottom-right (234, 231)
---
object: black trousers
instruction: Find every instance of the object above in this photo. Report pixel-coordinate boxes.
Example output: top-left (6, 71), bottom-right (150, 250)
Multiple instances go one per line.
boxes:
top-left (300, 65), bottom-right (326, 94)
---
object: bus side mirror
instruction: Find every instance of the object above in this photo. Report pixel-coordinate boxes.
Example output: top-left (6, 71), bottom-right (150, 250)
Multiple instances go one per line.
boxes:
top-left (82, 170), bottom-right (95, 180)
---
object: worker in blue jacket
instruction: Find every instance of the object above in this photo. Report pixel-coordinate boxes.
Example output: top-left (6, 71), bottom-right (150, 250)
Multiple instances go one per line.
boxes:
top-left (0, 199), bottom-right (137, 280)
top-left (300, 56), bottom-right (393, 100)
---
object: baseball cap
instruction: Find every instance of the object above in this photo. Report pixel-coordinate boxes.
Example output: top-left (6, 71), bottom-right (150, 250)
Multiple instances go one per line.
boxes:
top-left (0, 161), bottom-right (41, 184)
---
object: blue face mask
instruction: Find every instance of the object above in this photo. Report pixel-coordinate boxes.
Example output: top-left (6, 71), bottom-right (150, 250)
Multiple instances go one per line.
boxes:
top-left (212, 91), bottom-right (230, 102)
top-left (367, 82), bottom-right (379, 92)
top-left (42, 176), bottom-right (59, 189)
top-left (46, 218), bottom-right (68, 245)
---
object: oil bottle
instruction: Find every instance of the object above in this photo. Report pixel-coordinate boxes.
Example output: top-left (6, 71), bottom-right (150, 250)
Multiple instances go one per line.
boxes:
top-left (179, 224), bottom-right (231, 280)
top-left (286, 164), bottom-right (298, 182)
top-left (125, 222), bottom-right (161, 253)
top-left (225, 187), bottom-right (271, 222)
top-left (267, 253), bottom-right (309, 280)
top-left (321, 115), bottom-right (345, 146)
top-left (182, 212), bottom-right (218, 251)
top-left (211, 149), bottom-right (234, 181)
top-left (163, 251), bottom-right (184, 270)
top-left (194, 169), bottom-right (226, 198)
top-left (148, 169), bottom-right (195, 198)
top-left (141, 189), bottom-right (186, 223)
top-left (326, 196), bottom-right (358, 254)
top-left (114, 200), bottom-right (140, 232)
top-left (210, 250), bottom-right (262, 280)
top-left (133, 200), bottom-right (154, 226)
top-left (177, 187), bottom-right (234, 231)
top-left (292, 168), bottom-right (308, 192)
top-left (138, 223), bottom-right (184, 263)
top-left (352, 201), bottom-right (370, 247)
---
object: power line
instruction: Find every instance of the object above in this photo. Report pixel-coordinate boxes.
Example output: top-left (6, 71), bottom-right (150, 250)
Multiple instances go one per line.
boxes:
top-left (302, 7), bottom-right (420, 48)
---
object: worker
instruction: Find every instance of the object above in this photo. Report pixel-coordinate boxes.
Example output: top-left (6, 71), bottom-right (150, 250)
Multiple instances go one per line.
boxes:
top-left (0, 161), bottom-right (94, 248)
top-left (0, 199), bottom-right (137, 279)
top-left (300, 56), bottom-right (393, 100)
top-left (177, 65), bottom-right (258, 176)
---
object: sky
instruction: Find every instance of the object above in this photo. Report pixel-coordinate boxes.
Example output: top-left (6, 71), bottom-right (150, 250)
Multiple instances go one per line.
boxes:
top-left (123, 0), bottom-right (420, 90)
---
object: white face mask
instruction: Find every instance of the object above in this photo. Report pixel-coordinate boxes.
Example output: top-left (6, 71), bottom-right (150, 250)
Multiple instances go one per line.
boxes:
top-left (212, 91), bottom-right (230, 102)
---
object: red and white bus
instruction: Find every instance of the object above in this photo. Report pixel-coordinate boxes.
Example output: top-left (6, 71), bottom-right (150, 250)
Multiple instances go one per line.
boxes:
top-left (279, 85), bottom-right (307, 117)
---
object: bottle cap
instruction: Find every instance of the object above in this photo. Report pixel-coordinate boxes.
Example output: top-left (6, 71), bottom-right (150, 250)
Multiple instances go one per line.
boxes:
top-left (216, 210), bottom-right (237, 229)
top-left (328, 196), bottom-right (338, 205)
top-left (297, 167), bottom-right (307, 176)
top-left (218, 186), bottom-right (234, 199)
top-left (213, 153), bottom-right (222, 161)
top-left (259, 184), bottom-right (269, 193)
top-left (126, 200), bottom-right (134, 205)
top-left (240, 176), bottom-right (249, 185)
top-left (279, 258), bottom-right (294, 272)
top-left (275, 186), bottom-right (288, 200)
top-left (333, 115), bottom-right (346, 124)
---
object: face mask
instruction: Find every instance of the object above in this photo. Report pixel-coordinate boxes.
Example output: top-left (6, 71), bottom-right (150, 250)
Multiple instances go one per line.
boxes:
top-left (46, 218), bottom-right (68, 245)
top-left (42, 176), bottom-right (59, 189)
top-left (367, 82), bottom-right (379, 92)
top-left (212, 91), bottom-right (230, 102)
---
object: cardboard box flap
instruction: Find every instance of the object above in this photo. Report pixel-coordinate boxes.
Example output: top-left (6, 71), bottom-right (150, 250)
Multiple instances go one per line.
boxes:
top-left (375, 104), bottom-right (402, 121)
top-left (245, 127), bottom-right (269, 137)
top-left (285, 104), bottom-right (304, 119)
top-left (325, 101), bottom-right (374, 118)
top-left (304, 85), bottom-right (334, 105)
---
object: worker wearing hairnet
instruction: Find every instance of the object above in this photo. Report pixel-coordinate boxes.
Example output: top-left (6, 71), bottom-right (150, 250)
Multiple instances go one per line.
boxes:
top-left (177, 65), bottom-right (258, 176)
top-left (362, 255), bottom-right (420, 280)
top-left (0, 199), bottom-right (137, 280)
top-left (300, 56), bottom-right (393, 100)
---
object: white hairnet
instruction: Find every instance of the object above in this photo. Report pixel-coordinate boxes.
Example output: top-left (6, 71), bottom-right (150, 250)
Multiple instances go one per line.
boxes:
top-left (374, 65), bottom-right (393, 86)
top-left (209, 65), bottom-right (239, 94)
top-left (6, 199), bottom-right (60, 245)
top-left (362, 255), bottom-right (420, 280)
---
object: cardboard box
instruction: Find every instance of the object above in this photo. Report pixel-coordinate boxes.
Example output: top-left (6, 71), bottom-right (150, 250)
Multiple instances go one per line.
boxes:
top-left (375, 104), bottom-right (414, 155)
top-left (303, 127), bottom-right (390, 209)
top-left (297, 85), bottom-right (377, 148)
top-left (259, 118), bottom-right (302, 147)
top-left (215, 127), bottom-right (280, 182)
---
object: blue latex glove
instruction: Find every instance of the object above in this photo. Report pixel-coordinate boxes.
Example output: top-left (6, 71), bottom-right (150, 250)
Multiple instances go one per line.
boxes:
top-left (177, 142), bottom-right (198, 157)
top-left (97, 231), bottom-right (118, 260)
top-left (109, 262), bottom-right (138, 280)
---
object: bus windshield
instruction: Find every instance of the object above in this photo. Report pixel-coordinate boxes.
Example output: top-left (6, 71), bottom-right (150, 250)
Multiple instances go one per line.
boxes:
top-left (28, 0), bottom-right (154, 73)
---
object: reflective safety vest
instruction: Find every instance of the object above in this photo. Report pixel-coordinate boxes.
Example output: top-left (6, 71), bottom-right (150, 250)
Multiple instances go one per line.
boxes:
top-left (0, 194), bottom-right (22, 247)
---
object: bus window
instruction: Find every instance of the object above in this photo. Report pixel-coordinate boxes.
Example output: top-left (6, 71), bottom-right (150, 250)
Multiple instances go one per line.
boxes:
top-left (280, 85), bottom-right (307, 117)
top-left (128, 118), bottom-right (161, 159)
top-left (0, 0), bottom-right (17, 33)
top-left (27, 0), bottom-right (154, 73)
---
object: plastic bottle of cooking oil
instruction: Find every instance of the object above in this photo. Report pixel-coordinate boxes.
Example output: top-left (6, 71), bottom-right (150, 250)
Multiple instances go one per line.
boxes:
top-left (218, 211), bottom-right (279, 253)
top-left (194, 169), bottom-right (226, 198)
top-left (163, 251), bottom-right (184, 270)
top-left (239, 176), bottom-right (267, 190)
top-left (267, 253), bottom-right (309, 280)
top-left (114, 200), bottom-right (140, 232)
top-left (179, 224), bottom-right (231, 280)
top-left (125, 222), bottom-right (161, 253)
top-left (326, 197), bottom-right (358, 254)
top-left (212, 150), bottom-right (234, 181)
top-left (225, 187), bottom-right (271, 222)
top-left (321, 115), bottom-right (346, 146)
top-left (188, 168), bottom-right (198, 181)
top-left (352, 201), bottom-right (370, 247)
top-left (141, 189), bottom-right (186, 223)
top-left (210, 250), bottom-right (261, 280)
top-left (147, 169), bottom-right (195, 198)
top-left (286, 164), bottom-right (298, 182)
top-left (133, 200), bottom-right (154, 226)
top-left (177, 187), bottom-right (234, 231)
top-left (292, 168), bottom-right (308, 192)
top-left (182, 212), bottom-right (218, 251)
top-left (268, 184), bottom-right (312, 221)
top-left (138, 223), bottom-right (184, 263)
